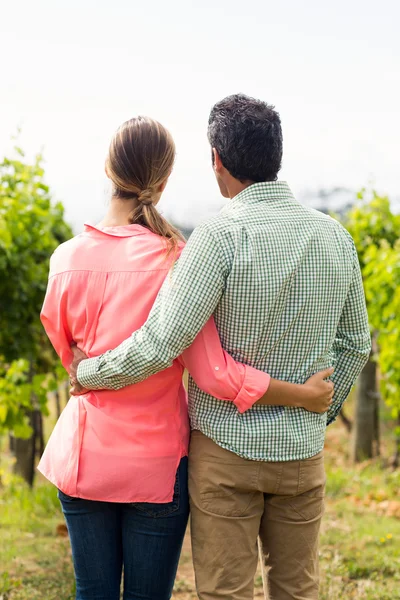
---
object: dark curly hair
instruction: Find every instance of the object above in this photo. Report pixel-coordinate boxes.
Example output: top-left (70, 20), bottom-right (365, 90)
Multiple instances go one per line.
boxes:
top-left (208, 94), bottom-right (283, 182)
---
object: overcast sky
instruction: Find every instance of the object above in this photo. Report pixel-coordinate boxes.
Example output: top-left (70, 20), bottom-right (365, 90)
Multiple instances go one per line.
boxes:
top-left (1, 0), bottom-right (399, 232)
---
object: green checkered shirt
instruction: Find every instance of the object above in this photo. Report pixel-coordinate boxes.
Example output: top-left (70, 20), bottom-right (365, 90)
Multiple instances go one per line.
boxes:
top-left (78, 181), bottom-right (371, 461)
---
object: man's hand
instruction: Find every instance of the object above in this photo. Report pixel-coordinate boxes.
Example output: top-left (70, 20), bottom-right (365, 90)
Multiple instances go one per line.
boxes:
top-left (69, 344), bottom-right (89, 396)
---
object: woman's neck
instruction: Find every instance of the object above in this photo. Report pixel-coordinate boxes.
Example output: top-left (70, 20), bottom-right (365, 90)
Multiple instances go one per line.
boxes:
top-left (98, 197), bottom-right (138, 228)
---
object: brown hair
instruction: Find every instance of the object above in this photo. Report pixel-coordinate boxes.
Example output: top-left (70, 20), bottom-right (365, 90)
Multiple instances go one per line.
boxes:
top-left (107, 116), bottom-right (184, 255)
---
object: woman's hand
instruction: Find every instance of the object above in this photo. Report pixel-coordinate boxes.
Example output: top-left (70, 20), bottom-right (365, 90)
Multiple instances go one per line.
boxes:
top-left (256, 367), bottom-right (334, 411)
top-left (300, 368), bottom-right (334, 413)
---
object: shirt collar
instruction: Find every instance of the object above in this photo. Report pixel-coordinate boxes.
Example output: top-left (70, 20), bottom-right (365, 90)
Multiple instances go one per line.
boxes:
top-left (83, 223), bottom-right (149, 238)
top-left (230, 181), bottom-right (295, 206)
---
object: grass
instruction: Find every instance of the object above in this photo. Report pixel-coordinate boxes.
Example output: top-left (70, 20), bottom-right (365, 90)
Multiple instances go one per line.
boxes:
top-left (319, 504), bottom-right (400, 599)
top-left (0, 473), bottom-right (75, 600)
top-left (1, 415), bottom-right (400, 599)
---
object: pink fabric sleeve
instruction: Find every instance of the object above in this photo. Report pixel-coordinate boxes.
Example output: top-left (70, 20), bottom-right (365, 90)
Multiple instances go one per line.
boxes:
top-left (40, 274), bottom-right (74, 372)
top-left (179, 316), bottom-right (270, 414)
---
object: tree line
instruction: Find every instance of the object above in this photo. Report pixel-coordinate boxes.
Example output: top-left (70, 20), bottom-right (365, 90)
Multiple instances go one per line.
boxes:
top-left (0, 147), bottom-right (72, 484)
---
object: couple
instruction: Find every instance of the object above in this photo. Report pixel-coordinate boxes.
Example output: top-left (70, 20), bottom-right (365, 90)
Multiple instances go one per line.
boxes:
top-left (38, 94), bottom-right (371, 600)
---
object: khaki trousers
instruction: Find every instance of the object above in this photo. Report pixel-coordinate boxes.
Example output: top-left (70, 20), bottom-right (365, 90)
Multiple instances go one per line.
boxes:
top-left (189, 431), bottom-right (326, 600)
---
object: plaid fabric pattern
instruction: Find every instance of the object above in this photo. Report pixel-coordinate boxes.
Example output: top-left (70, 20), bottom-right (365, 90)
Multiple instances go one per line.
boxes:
top-left (78, 182), bottom-right (371, 461)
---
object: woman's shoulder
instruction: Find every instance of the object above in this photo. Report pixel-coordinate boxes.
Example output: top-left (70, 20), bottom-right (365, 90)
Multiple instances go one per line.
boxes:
top-left (49, 232), bottom-right (93, 276)
top-left (49, 228), bottom-right (187, 278)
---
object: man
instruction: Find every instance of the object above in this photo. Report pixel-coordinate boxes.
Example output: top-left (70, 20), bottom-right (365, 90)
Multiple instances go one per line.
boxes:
top-left (71, 94), bottom-right (371, 599)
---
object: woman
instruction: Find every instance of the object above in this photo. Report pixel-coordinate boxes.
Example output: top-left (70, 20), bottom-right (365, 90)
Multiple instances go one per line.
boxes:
top-left (38, 116), bottom-right (333, 600)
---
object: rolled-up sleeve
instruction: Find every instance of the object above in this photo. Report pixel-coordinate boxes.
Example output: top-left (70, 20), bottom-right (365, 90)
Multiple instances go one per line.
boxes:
top-left (179, 316), bottom-right (270, 413)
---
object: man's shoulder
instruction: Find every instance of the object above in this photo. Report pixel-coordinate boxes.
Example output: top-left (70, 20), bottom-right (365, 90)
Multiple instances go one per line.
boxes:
top-left (193, 211), bottom-right (231, 233)
top-left (188, 203), bottom-right (356, 258)
top-left (302, 206), bottom-right (356, 246)
top-left (189, 209), bottom-right (247, 245)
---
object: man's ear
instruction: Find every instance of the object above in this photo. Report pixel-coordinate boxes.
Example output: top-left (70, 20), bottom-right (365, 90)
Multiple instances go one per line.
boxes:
top-left (213, 148), bottom-right (224, 173)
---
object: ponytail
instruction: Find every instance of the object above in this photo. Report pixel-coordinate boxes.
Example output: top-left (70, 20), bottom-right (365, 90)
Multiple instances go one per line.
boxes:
top-left (128, 188), bottom-right (184, 257)
top-left (107, 116), bottom-right (184, 257)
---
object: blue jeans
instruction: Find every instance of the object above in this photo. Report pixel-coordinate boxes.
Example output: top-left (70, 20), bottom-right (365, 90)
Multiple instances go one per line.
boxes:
top-left (58, 457), bottom-right (189, 600)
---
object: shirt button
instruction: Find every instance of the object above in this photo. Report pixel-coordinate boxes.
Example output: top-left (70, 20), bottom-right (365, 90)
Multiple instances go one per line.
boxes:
top-left (215, 367), bottom-right (220, 371)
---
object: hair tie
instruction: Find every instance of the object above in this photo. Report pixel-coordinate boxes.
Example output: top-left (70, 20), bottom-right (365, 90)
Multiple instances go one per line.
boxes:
top-left (138, 189), bottom-right (153, 206)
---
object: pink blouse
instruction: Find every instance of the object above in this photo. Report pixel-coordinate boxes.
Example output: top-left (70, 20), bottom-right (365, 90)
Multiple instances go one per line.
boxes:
top-left (38, 224), bottom-right (270, 503)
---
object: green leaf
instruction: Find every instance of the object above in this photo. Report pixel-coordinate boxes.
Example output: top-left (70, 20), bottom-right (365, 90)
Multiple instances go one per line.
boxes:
top-left (0, 404), bottom-right (7, 423)
top-left (0, 143), bottom-right (73, 434)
